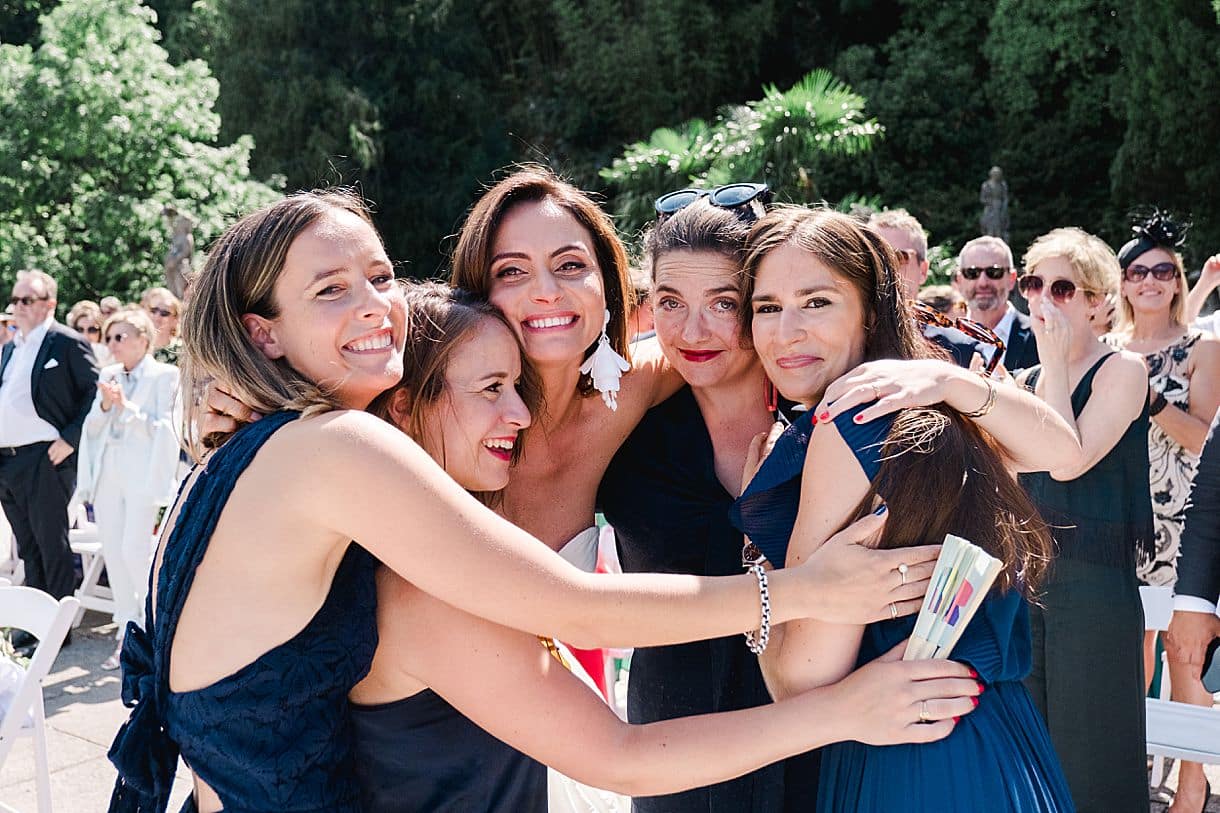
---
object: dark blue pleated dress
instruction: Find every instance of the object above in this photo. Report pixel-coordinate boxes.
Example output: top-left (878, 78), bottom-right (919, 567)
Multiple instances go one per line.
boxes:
top-left (731, 404), bottom-right (1075, 813)
top-left (108, 412), bottom-right (379, 813)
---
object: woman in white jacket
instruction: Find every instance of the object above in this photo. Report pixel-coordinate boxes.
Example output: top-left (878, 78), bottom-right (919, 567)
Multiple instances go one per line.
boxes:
top-left (78, 308), bottom-right (181, 669)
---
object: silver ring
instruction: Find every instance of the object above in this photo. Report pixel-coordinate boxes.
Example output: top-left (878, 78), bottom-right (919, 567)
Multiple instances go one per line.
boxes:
top-left (889, 602), bottom-right (898, 620)
top-left (898, 562), bottom-right (909, 585)
top-left (919, 700), bottom-right (931, 723)
top-left (871, 384), bottom-right (881, 402)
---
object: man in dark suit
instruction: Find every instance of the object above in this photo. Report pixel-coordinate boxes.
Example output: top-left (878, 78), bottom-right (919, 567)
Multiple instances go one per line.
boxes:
top-left (955, 236), bottom-right (1040, 374)
top-left (0, 270), bottom-right (98, 605)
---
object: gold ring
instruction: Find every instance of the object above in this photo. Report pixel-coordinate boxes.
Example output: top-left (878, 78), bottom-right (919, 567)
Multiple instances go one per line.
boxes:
top-left (871, 384), bottom-right (881, 402)
top-left (919, 700), bottom-right (931, 723)
top-left (889, 602), bottom-right (898, 620)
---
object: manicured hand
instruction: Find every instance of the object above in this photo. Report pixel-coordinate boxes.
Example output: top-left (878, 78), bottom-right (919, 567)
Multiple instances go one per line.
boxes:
top-left (814, 358), bottom-right (961, 424)
top-left (201, 379), bottom-right (261, 442)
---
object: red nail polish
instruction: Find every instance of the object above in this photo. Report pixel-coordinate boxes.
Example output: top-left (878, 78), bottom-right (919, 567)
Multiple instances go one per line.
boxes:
top-left (971, 697), bottom-right (979, 707)
top-left (977, 682), bottom-right (985, 692)
top-left (819, 412), bottom-right (830, 422)
top-left (811, 415), bottom-right (819, 425)
top-left (953, 716), bottom-right (961, 723)
top-left (968, 668), bottom-right (978, 679)
top-left (853, 414), bottom-right (864, 423)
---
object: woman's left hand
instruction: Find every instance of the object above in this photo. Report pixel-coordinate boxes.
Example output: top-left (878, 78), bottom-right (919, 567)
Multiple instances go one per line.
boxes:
top-left (813, 358), bottom-right (965, 424)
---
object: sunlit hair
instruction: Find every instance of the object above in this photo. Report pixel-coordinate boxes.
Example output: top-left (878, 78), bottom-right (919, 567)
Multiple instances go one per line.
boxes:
top-left (957, 235), bottom-right (1014, 271)
top-left (916, 284), bottom-right (967, 316)
top-left (102, 307), bottom-right (156, 348)
top-left (448, 165), bottom-right (631, 397)
top-left (867, 208), bottom-right (927, 260)
top-left (1113, 247), bottom-right (1187, 332)
top-left (180, 189), bottom-right (380, 453)
top-left (743, 206), bottom-right (1050, 595)
top-left (368, 281), bottom-right (541, 507)
top-left (15, 269), bottom-right (57, 301)
top-left (141, 286), bottom-right (182, 317)
top-left (1023, 227), bottom-right (1120, 307)
top-left (67, 300), bottom-right (102, 333)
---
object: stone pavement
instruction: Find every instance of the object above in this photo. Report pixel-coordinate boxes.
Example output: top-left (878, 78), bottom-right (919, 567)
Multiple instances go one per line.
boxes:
top-left (0, 610), bottom-right (1214, 812)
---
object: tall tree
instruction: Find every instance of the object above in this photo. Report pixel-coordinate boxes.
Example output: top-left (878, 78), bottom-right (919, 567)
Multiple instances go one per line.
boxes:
top-left (0, 0), bottom-right (280, 306)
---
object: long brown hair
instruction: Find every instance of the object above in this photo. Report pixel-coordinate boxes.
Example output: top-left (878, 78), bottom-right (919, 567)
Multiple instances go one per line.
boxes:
top-left (744, 206), bottom-right (1051, 595)
top-left (367, 281), bottom-right (541, 506)
top-left (449, 165), bottom-right (632, 397)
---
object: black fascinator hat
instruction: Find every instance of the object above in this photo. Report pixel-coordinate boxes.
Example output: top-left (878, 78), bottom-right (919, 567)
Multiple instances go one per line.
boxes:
top-left (1117, 209), bottom-right (1190, 270)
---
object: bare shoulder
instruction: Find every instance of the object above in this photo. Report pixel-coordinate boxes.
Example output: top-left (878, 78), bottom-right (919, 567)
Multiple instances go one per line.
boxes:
top-left (622, 336), bottom-right (683, 408)
top-left (1095, 350), bottom-right (1151, 413)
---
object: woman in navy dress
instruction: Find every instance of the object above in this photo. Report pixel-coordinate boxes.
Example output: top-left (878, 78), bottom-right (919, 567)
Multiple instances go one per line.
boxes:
top-left (108, 192), bottom-right (985, 813)
top-left (732, 206), bottom-right (1076, 812)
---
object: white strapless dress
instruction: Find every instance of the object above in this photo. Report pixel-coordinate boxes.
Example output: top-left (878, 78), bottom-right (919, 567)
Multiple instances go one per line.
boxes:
top-left (548, 527), bottom-right (630, 813)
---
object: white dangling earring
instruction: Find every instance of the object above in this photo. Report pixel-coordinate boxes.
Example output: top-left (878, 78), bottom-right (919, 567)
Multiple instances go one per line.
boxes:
top-left (579, 309), bottom-right (631, 411)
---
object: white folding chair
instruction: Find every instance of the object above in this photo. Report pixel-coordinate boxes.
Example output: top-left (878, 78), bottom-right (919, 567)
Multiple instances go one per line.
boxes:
top-left (67, 499), bottom-right (113, 628)
top-left (0, 586), bottom-right (80, 813)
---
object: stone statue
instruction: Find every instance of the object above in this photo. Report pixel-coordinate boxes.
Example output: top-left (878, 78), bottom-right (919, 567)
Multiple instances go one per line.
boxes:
top-left (161, 205), bottom-right (195, 299)
top-left (979, 166), bottom-right (1009, 243)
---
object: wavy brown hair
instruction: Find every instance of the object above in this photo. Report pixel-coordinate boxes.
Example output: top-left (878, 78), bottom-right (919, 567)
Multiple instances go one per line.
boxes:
top-left (367, 282), bottom-right (541, 507)
top-left (448, 165), bottom-right (631, 397)
top-left (744, 206), bottom-right (1051, 595)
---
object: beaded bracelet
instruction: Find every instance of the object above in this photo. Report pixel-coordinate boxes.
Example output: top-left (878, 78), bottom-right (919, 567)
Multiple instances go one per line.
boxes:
top-left (744, 563), bottom-right (772, 655)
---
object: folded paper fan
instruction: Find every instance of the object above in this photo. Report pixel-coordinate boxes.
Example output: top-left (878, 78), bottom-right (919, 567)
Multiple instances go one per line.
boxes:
top-left (903, 534), bottom-right (1002, 661)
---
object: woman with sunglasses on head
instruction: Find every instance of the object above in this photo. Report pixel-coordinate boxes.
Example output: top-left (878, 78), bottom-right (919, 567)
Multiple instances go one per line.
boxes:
top-left (731, 206), bottom-right (1074, 813)
top-left (112, 189), bottom-right (986, 813)
top-left (77, 307), bottom-right (180, 672)
top-left (1104, 213), bottom-right (1220, 813)
top-left (347, 282), bottom-right (987, 812)
top-left (1011, 228), bottom-right (1153, 813)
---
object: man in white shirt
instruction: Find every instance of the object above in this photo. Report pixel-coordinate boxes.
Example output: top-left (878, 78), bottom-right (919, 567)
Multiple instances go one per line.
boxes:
top-left (955, 236), bottom-right (1040, 373)
top-left (0, 270), bottom-right (98, 606)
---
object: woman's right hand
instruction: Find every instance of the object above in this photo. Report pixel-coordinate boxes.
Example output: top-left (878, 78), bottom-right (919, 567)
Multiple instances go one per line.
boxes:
top-left (200, 380), bottom-right (261, 441)
top-left (828, 642), bottom-right (982, 745)
top-left (1031, 299), bottom-right (1072, 368)
top-left (796, 512), bottom-right (938, 624)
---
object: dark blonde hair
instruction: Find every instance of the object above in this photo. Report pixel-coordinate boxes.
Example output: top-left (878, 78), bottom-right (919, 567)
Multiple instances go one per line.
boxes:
top-left (368, 282), bottom-right (541, 506)
top-left (743, 206), bottom-right (1050, 595)
top-left (449, 166), bottom-right (631, 397)
top-left (102, 307), bottom-right (156, 348)
top-left (181, 189), bottom-right (381, 451)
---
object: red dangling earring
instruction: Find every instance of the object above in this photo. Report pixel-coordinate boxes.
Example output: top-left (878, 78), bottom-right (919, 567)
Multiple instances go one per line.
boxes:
top-left (764, 379), bottom-right (778, 413)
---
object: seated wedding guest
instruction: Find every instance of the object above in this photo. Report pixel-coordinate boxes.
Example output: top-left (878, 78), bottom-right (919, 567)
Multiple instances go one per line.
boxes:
top-left (956, 236), bottom-right (1040, 372)
top-left (348, 282), bottom-right (980, 813)
top-left (140, 286), bottom-right (183, 365)
top-left (68, 299), bottom-right (113, 367)
top-left (733, 207), bottom-right (1074, 813)
top-left (917, 284), bottom-right (968, 317)
top-left (1165, 412), bottom-right (1220, 813)
top-left (99, 296), bottom-right (121, 320)
top-left (1014, 228), bottom-right (1152, 812)
top-left (77, 308), bottom-right (181, 671)
top-left (109, 190), bottom-right (976, 813)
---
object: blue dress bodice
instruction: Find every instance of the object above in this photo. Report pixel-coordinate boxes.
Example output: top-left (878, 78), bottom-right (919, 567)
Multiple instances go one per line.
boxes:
top-left (108, 412), bottom-right (379, 813)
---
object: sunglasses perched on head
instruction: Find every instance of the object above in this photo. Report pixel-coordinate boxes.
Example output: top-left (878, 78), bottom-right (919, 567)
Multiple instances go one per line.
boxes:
top-left (1123, 262), bottom-right (1177, 283)
top-left (1016, 274), bottom-right (1092, 304)
top-left (654, 183), bottom-right (772, 222)
top-left (911, 300), bottom-right (1006, 376)
top-left (959, 265), bottom-right (1010, 281)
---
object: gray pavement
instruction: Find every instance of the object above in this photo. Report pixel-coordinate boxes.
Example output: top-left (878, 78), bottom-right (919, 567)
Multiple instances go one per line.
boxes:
top-left (0, 610), bottom-right (1214, 812)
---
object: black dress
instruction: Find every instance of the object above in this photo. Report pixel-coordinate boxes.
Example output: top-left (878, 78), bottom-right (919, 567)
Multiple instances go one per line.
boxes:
top-left (599, 386), bottom-right (814, 813)
top-left (350, 689), bottom-right (547, 813)
top-left (1019, 355), bottom-right (1152, 813)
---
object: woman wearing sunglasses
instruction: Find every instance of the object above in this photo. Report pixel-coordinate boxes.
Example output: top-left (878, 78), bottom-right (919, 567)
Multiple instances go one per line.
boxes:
top-left (1012, 228), bottom-right (1153, 812)
top-left (1105, 214), bottom-right (1220, 813)
top-left (68, 299), bottom-right (114, 367)
top-left (140, 286), bottom-right (184, 366)
top-left (731, 206), bottom-right (1074, 813)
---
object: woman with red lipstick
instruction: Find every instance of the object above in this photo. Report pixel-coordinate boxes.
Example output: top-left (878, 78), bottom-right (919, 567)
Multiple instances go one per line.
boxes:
top-left (1107, 214), bottom-right (1220, 813)
top-left (1013, 227), bottom-right (1153, 812)
top-left (732, 206), bottom-right (1075, 812)
top-left (120, 190), bottom-right (978, 813)
top-left (347, 282), bottom-right (983, 813)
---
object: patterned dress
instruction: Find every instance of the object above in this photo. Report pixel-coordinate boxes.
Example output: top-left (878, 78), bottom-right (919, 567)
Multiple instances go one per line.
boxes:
top-left (1114, 331), bottom-right (1204, 587)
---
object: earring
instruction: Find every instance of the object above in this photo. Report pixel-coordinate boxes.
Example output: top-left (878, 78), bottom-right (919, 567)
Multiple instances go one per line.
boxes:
top-left (764, 379), bottom-right (778, 413)
top-left (580, 309), bottom-right (631, 411)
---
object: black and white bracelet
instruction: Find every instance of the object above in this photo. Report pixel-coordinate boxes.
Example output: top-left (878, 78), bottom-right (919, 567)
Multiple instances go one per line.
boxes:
top-left (744, 563), bottom-right (772, 655)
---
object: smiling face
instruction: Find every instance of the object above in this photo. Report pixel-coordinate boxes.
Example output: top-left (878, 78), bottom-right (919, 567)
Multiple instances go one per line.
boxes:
top-left (244, 207), bottom-right (405, 410)
top-left (750, 242), bottom-right (869, 408)
top-left (419, 318), bottom-right (532, 492)
top-left (1120, 246), bottom-right (1181, 319)
top-left (486, 199), bottom-right (605, 372)
top-left (652, 250), bottom-right (758, 391)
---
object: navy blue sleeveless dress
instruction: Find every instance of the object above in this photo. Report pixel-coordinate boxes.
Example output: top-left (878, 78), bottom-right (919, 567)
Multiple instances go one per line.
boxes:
top-left (730, 404), bottom-right (1074, 813)
top-left (108, 411), bottom-right (379, 813)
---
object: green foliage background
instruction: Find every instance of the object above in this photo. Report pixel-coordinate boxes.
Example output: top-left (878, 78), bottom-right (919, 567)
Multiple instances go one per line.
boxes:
top-left (3, 0), bottom-right (1219, 296)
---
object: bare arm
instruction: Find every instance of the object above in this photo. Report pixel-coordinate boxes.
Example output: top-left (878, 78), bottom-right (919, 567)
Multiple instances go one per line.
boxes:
top-left (299, 411), bottom-right (931, 649)
top-left (372, 578), bottom-right (981, 796)
top-left (761, 420), bottom-right (874, 700)
top-left (1184, 254), bottom-right (1220, 325)
top-left (813, 359), bottom-right (1081, 473)
top-left (1152, 337), bottom-right (1220, 456)
top-left (628, 335), bottom-right (685, 407)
